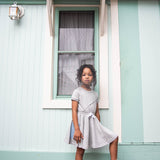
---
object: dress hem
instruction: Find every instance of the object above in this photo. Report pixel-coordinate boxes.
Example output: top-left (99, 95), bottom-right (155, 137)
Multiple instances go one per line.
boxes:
top-left (64, 135), bottom-right (118, 150)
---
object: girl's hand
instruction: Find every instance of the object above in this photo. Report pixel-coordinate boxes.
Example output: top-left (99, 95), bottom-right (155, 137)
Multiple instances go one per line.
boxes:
top-left (95, 103), bottom-right (100, 121)
top-left (73, 129), bottom-right (84, 144)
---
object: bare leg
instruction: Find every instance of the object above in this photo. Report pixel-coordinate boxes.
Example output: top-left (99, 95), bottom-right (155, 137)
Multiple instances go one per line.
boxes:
top-left (109, 137), bottom-right (118, 160)
top-left (75, 147), bottom-right (85, 160)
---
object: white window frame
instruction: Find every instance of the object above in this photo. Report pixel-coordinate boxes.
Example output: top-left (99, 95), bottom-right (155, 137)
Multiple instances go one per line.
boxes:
top-left (43, 3), bottom-right (120, 110)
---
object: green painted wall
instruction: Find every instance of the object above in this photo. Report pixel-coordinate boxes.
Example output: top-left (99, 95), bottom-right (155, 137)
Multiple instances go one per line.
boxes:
top-left (138, 0), bottom-right (160, 142)
top-left (118, 0), bottom-right (144, 142)
top-left (1, 0), bottom-right (160, 156)
top-left (118, 0), bottom-right (160, 143)
top-left (1, 143), bottom-right (160, 160)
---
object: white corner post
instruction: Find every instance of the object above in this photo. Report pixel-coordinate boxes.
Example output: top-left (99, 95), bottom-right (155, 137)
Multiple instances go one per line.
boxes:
top-left (99, 2), bottom-right (110, 109)
top-left (47, 0), bottom-right (54, 36)
top-left (111, 0), bottom-right (122, 142)
top-left (43, 0), bottom-right (54, 108)
top-left (100, 0), bottom-right (106, 36)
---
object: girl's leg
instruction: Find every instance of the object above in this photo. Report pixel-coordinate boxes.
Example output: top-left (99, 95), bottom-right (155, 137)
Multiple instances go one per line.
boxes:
top-left (75, 147), bottom-right (85, 160)
top-left (109, 137), bottom-right (118, 160)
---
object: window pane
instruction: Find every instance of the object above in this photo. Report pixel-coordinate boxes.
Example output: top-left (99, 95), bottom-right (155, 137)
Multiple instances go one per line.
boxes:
top-left (57, 53), bottom-right (94, 96)
top-left (59, 11), bottom-right (94, 51)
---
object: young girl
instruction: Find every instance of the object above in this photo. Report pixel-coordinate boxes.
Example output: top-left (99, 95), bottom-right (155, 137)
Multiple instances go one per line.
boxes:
top-left (65, 64), bottom-right (118, 160)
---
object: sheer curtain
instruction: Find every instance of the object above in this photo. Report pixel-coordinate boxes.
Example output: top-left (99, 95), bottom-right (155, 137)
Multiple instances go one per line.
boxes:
top-left (58, 11), bottom-right (94, 95)
top-left (59, 11), bottom-right (94, 51)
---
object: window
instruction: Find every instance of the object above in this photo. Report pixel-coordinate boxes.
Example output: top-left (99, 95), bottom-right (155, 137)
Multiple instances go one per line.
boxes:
top-left (53, 8), bottom-right (99, 98)
top-left (43, 4), bottom-right (111, 109)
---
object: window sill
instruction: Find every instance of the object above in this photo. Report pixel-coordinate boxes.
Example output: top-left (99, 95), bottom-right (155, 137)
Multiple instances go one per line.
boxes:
top-left (42, 98), bottom-right (110, 109)
top-left (43, 99), bottom-right (71, 109)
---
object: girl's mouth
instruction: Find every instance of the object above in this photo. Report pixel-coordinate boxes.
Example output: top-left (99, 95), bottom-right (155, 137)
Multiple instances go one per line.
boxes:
top-left (84, 80), bottom-right (90, 83)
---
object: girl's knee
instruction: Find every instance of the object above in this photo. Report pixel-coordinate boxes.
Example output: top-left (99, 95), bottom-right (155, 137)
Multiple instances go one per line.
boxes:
top-left (76, 147), bottom-right (85, 155)
top-left (114, 136), bottom-right (119, 143)
top-left (111, 136), bottom-right (118, 144)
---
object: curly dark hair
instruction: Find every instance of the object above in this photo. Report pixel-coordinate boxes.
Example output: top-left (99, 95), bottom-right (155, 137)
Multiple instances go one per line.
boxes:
top-left (76, 64), bottom-right (97, 87)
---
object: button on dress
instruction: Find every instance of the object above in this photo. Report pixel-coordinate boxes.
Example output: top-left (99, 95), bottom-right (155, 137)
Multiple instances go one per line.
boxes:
top-left (64, 87), bottom-right (118, 149)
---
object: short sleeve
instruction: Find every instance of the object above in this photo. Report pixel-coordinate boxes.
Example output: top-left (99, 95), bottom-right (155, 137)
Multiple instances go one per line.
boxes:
top-left (71, 89), bottom-right (79, 102)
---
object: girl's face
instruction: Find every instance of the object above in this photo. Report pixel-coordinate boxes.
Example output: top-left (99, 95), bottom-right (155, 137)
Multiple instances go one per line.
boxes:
top-left (81, 67), bottom-right (93, 86)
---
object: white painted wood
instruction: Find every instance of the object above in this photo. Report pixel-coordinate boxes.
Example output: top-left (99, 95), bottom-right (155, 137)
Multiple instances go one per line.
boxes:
top-left (43, 99), bottom-right (71, 109)
top-left (99, 4), bottom-right (109, 109)
top-left (54, 4), bottom-right (100, 7)
top-left (43, 5), bottom-right (54, 108)
top-left (47, 0), bottom-right (53, 36)
top-left (100, 0), bottom-right (105, 36)
top-left (110, 0), bottom-right (122, 142)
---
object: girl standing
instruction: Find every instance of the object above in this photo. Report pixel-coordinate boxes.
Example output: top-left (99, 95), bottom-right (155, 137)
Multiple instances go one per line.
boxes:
top-left (65, 64), bottom-right (118, 160)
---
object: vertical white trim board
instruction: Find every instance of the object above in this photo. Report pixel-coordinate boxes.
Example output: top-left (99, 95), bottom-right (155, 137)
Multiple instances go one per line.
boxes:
top-left (111, 0), bottom-right (122, 142)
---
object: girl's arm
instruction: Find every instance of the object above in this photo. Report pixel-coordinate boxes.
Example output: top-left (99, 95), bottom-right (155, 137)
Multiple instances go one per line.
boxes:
top-left (95, 103), bottom-right (100, 121)
top-left (72, 100), bottom-right (84, 143)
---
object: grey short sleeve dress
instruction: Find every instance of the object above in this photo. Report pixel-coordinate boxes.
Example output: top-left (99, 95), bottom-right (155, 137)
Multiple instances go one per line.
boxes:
top-left (64, 87), bottom-right (118, 149)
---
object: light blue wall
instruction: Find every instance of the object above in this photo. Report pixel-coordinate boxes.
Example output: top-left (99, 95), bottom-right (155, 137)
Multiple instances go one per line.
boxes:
top-left (0, 5), bottom-right (114, 152)
top-left (118, 0), bottom-right (144, 142)
top-left (0, 5), bottom-right (46, 151)
top-left (1, 0), bottom-right (160, 154)
top-left (138, 0), bottom-right (160, 142)
top-left (1, 143), bottom-right (160, 160)
top-left (118, 0), bottom-right (160, 142)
